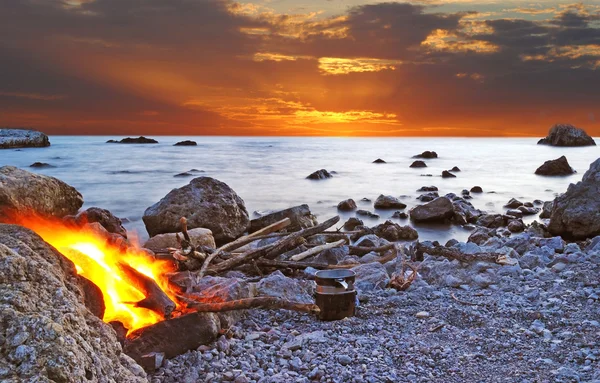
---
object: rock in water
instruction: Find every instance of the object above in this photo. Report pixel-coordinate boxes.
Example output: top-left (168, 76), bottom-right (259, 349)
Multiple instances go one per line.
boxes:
top-left (548, 158), bottom-right (600, 239)
top-left (535, 155), bottom-right (576, 176)
top-left (374, 195), bottom-right (407, 209)
top-left (372, 158), bottom-right (386, 164)
top-left (0, 128), bottom-right (50, 149)
top-left (29, 162), bottom-right (54, 168)
top-left (250, 204), bottom-right (316, 233)
top-left (413, 151), bottom-right (438, 159)
top-left (306, 169), bottom-right (332, 180)
top-left (0, 166), bottom-right (83, 219)
top-left (337, 199), bottom-right (357, 211)
top-left (537, 124), bottom-right (596, 146)
top-left (441, 170), bottom-right (456, 178)
top-left (410, 161), bottom-right (427, 168)
top-left (410, 197), bottom-right (455, 223)
top-left (470, 186), bottom-right (483, 193)
top-left (0, 224), bottom-right (146, 382)
top-left (143, 177), bottom-right (249, 243)
top-left (108, 136), bottom-right (158, 144)
top-left (174, 140), bottom-right (197, 146)
top-left (372, 220), bottom-right (418, 241)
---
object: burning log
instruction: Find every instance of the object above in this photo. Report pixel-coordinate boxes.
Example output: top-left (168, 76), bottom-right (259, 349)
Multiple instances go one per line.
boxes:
top-left (290, 239), bottom-right (346, 261)
top-left (117, 262), bottom-right (175, 319)
top-left (184, 296), bottom-right (320, 315)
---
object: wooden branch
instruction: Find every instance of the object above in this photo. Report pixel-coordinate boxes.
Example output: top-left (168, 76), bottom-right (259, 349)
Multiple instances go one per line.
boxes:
top-left (349, 243), bottom-right (395, 256)
top-left (290, 239), bottom-right (346, 261)
top-left (184, 296), bottom-right (320, 315)
top-left (118, 262), bottom-right (175, 318)
top-left (196, 218), bottom-right (291, 280)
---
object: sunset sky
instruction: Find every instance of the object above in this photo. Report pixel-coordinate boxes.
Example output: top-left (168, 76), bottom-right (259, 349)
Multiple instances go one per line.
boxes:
top-left (1, 0), bottom-right (600, 136)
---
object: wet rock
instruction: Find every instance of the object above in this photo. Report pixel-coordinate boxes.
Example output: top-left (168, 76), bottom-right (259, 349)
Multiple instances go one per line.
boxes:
top-left (517, 206), bottom-right (540, 216)
top-left (343, 217), bottom-right (363, 230)
top-left (143, 227), bottom-right (216, 250)
top-left (0, 224), bottom-right (146, 382)
top-left (441, 170), bottom-right (456, 178)
top-left (0, 166), bottom-right (83, 219)
top-left (108, 136), bottom-right (158, 144)
top-left (306, 169), bottom-right (332, 180)
top-left (337, 199), bottom-right (357, 211)
top-left (470, 186), bottom-right (483, 193)
top-left (351, 262), bottom-right (390, 291)
top-left (476, 214), bottom-right (506, 229)
top-left (508, 219), bottom-right (525, 233)
top-left (505, 198), bottom-right (523, 209)
top-left (413, 151), bottom-right (438, 159)
top-left (372, 158), bottom-right (386, 164)
top-left (410, 197), bottom-right (454, 223)
top-left (250, 204), bottom-right (317, 233)
top-left (372, 220), bottom-right (418, 241)
top-left (535, 156), bottom-right (576, 176)
top-left (461, 189), bottom-right (470, 196)
top-left (0, 128), bottom-right (50, 149)
top-left (417, 192), bottom-right (439, 202)
top-left (67, 207), bottom-right (128, 238)
top-left (450, 166), bottom-right (461, 172)
top-left (255, 271), bottom-right (315, 304)
top-left (374, 195), bottom-right (407, 210)
top-left (143, 176), bottom-right (249, 244)
top-left (174, 140), bottom-right (197, 146)
top-left (537, 123), bottom-right (596, 146)
top-left (468, 227), bottom-right (494, 245)
top-left (548, 158), bottom-right (600, 239)
top-left (506, 209), bottom-right (523, 218)
top-left (356, 210), bottom-right (379, 218)
top-left (311, 246), bottom-right (351, 265)
top-left (417, 186), bottom-right (438, 192)
top-left (410, 161), bottom-right (427, 168)
top-left (446, 193), bottom-right (483, 224)
top-left (354, 234), bottom-right (390, 248)
top-left (391, 211), bottom-right (408, 219)
top-left (29, 162), bottom-right (54, 168)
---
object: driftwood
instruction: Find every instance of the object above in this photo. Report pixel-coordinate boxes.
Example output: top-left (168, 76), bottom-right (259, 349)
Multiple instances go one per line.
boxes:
top-left (185, 296), bottom-right (320, 315)
top-left (290, 239), bottom-right (346, 261)
top-left (118, 262), bottom-right (175, 318)
top-left (197, 218), bottom-right (292, 279)
top-left (349, 243), bottom-right (395, 256)
top-left (388, 247), bottom-right (420, 291)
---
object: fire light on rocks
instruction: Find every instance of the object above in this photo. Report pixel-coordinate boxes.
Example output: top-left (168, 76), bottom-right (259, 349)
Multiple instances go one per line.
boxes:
top-left (13, 214), bottom-right (180, 334)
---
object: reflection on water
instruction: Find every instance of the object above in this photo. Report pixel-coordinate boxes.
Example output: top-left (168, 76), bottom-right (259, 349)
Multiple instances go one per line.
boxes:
top-left (2, 136), bottom-right (598, 243)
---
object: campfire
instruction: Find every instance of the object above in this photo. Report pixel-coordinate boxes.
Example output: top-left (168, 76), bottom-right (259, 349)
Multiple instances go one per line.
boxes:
top-left (12, 214), bottom-right (182, 334)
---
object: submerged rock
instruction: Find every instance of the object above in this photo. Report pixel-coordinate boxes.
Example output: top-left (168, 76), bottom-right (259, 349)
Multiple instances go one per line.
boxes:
top-left (417, 192), bottom-right (438, 202)
top-left (306, 169), bottom-right (332, 180)
top-left (413, 151), bottom-right (438, 159)
top-left (356, 210), bottom-right (379, 218)
top-left (108, 136), bottom-right (158, 144)
top-left (0, 166), bottom-right (83, 219)
top-left (410, 161), bottom-right (427, 168)
top-left (250, 204), bottom-right (316, 233)
top-left (537, 123), bottom-right (595, 147)
top-left (374, 195), bottom-right (406, 210)
top-left (372, 158), bottom-right (386, 164)
top-left (391, 211), bottom-right (408, 219)
top-left (0, 128), bottom-right (50, 149)
top-left (417, 186), bottom-right (438, 192)
top-left (143, 176), bottom-right (249, 243)
top-left (535, 155), bottom-right (575, 176)
top-left (337, 199), bottom-right (357, 211)
top-left (548, 158), bottom-right (600, 239)
top-left (29, 162), bottom-right (54, 168)
top-left (410, 197), bottom-right (454, 223)
top-left (174, 140), bottom-right (197, 146)
top-left (441, 170), bottom-right (456, 178)
top-left (450, 166), bottom-right (461, 172)
top-left (470, 186), bottom-right (483, 193)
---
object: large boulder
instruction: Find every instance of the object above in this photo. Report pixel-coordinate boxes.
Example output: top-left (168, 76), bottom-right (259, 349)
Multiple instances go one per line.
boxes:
top-left (0, 166), bottom-right (83, 219)
top-left (143, 177), bottom-right (249, 244)
top-left (410, 197), bottom-right (455, 223)
top-left (374, 195), bottom-right (406, 209)
top-left (250, 204), bottom-right (316, 233)
top-left (143, 228), bottom-right (216, 250)
top-left (537, 124), bottom-right (595, 147)
top-left (0, 224), bottom-right (146, 382)
top-left (0, 128), bottom-right (50, 149)
top-left (548, 158), bottom-right (600, 239)
top-left (535, 156), bottom-right (575, 176)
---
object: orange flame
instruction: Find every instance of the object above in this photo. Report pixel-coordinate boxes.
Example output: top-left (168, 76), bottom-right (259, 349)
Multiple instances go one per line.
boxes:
top-left (11, 214), bottom-right (179, 334)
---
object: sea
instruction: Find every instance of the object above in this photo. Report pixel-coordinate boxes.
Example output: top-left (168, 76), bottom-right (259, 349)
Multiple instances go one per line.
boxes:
top-left (2, 136), bottom-right (599, 244)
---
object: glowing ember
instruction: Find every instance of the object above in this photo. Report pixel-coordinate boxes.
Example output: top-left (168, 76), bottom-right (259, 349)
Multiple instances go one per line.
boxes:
top-left (12, 214), bottom-right (179, 334)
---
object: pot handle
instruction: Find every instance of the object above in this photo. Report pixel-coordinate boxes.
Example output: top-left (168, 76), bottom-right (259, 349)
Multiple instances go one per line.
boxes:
top-left (335, 278), bottom-right (348, 290)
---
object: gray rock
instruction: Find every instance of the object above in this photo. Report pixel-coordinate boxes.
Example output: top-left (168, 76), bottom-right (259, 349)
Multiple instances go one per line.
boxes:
top-left (417, 192), bottom-right (438, 202)
top-left (537, 123), bottom-right (596, 146)
top-left (374, 195), bottom-right (407, 209)
top-left (143, 177), bottom-right (249, 243)
top-left (372, 220), bottom-right (418, 241)
top-left (410, 197), bottom-right (454, 223)
top-left (548, 158), bottom-right (600, 239)
top-left (505, 198), bottom-right (523, 209)
top-left (251, 204), bottom-right (317, 234)
top-left (351, 262), bottom-right (390, 291)
top-left (337, 199), bottom-right (357, 211)
top-left (0, 166), bottom-right (83, 219)
top-left (539, 201), bottom-right (554, 219)
top-left (343, 217), bottom-right (363, 230)
top-left (535, 155), bottom-right (576, 176)
top-left (0, 128), bottom-right (50, 149)
top-left (255, 271), bottom-right (315, 304)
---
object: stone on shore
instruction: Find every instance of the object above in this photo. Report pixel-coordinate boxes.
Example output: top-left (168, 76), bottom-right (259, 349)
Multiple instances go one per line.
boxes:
top-left (351, 262), bottom-right (390, 291)
top-left (343, 217), bottom-right (363, 230)
top-left (66, 207), bottom-right (128, 238)
top-left (107, 136), bottom-right (158, 144)
top-left (143, 227), bottom-right (216, 250)
top-left (537, 123), bottom-right (596, 147)
top-left (539, 201), bottom-right (553, 219)
top-left (374, 195), bottom-right (407, 210)
top-left (410, 197), bottom-right (455, 223)
top-left (548, 158), bottom-right (600, 239)
top-left (174, 140), bottom-right (197, 146)
top-left (255, 271), bottom-right (315, 304)
top-left (306, 169), bottom-right (332, 180)
top-left (372, 220), bottom-right (418, 241)
top-left (410, 161), bottom-right (427, 168)
top-left (0, 128), bottom-right (50, 149)
top-left (250, 204), bottom-right (317, 233)
top-left (337, 199), bottom-right (357, 211)
top-left (143, 177), bottom-right (249, 243)
top-left (0, 166), bottom-right (83, 219)
top-left (0, 224), bottom-right (146, 382)
top-left (535, 155), bottom-right (575, 176)
top-left (413, 151), bottom-right (438, 159)
top-left (505, 198), bottom-right (523, 209)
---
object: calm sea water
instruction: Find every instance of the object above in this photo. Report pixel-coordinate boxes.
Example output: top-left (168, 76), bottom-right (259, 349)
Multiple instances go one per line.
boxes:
top-left (2, 136), bottom-right (599, 243)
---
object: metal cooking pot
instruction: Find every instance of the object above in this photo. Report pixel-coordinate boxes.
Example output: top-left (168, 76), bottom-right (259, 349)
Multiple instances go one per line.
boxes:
top-left (314, 269), bottom-right (356, 321)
